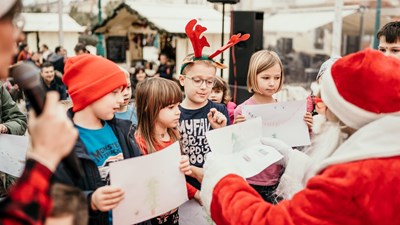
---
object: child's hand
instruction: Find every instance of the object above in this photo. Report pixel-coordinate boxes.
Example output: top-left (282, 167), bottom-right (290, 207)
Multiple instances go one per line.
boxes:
top-left (233, 114), bottom-right (246, 124)
top-left (304, 112), bottom-right (313, 131)
top-left (179, 155), bottom-right (192, 175)
top-left (194, 190), bottom-right (203, 206)
top-left (190, 166), bottom-right (204, 183)
top-left (91, 186), bottom-right (125, 212)
top-left (207, 108), bottom-right (227, 129)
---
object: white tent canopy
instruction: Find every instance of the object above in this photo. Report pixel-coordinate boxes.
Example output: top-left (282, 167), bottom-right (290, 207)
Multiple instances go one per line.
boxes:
top-left (22, 13), bottom-right (85, 32)
top-left (264, 10), bottom-right (357, 33)
top-left (124, 2), bottom-right (230, 34)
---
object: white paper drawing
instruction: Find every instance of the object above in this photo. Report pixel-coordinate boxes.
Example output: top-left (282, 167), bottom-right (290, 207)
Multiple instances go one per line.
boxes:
top-left (110, 142), bottom-right (188, 225)
top-left (0, 134), bottom-right (29, 177)
top-left (242, 100), bottom-right (311, 147)
top-left (206, 118), bottom-right (283, 178)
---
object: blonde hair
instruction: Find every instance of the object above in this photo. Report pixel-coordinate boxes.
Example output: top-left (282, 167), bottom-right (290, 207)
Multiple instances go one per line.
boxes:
top-left (246, 50), bottom-right (284, 93)
top-left (212, 76), bottom-right (232, 104)
top-left (135, 78), bottom-right (183, 153)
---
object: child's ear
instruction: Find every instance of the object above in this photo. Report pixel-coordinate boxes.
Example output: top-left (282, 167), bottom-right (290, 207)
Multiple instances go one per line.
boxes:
top-left (178, 75), bottom-right (185, 86)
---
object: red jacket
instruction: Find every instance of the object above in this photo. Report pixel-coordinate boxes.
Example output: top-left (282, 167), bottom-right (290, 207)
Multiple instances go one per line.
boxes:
top-left (210, 157), bottom-right (400, 225)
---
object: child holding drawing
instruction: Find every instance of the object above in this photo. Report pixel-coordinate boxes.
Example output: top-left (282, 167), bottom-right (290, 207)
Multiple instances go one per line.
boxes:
top-left (234, 50), bottom-right (313, 203)
top-left (134, 77), bottom-right (200, 225)
top-left (53, 54), bottom-right (151, 225)
top-left (178, 19), bottom-right (249, 191)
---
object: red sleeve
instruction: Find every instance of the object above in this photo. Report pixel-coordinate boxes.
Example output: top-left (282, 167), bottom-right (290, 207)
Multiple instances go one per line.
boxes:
top-left (186, 182), bottom-right (197, 199)
top-left (210, 169), bottom-right (365, 225)
top-left (0, 159), bottom-right (53, 225)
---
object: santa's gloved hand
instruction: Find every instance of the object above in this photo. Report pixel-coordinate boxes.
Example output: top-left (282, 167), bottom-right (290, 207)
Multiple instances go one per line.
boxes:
top-left (260, 137), bottom-right (293, 166)
top-left (200, 152), bottom-right (244, 214)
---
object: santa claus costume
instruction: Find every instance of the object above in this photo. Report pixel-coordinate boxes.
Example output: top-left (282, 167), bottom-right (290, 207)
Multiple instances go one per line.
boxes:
top-left (200, 48), bottom-right (400, 225)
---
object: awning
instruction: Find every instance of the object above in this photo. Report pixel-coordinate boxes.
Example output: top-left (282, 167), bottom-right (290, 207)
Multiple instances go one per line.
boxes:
top-left (93, 3), bottom-right (230, 35)
top-left (22, 13), bottom-right (85, 32)
top-left (264, 10), bottom-right (357, 33)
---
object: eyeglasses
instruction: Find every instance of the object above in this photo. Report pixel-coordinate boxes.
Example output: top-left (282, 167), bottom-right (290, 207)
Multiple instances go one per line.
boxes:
top-left (185, 76), bottom-right (215, 88)
top-left (12, 14), bottom-right (25, 30)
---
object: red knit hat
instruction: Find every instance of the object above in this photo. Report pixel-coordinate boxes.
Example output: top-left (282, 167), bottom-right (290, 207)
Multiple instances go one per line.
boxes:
top-left (321, 48), bottom-right (400, 129)
top-left (63, 54), bottom-right (127, 112)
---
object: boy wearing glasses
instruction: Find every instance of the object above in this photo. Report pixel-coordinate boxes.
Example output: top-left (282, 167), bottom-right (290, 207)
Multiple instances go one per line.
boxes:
top-left (178, 53), bottom-right (230, 191)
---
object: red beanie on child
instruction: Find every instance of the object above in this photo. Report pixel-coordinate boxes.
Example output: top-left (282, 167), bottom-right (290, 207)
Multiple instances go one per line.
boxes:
top-left (63, 54), bottom-right (127, 112)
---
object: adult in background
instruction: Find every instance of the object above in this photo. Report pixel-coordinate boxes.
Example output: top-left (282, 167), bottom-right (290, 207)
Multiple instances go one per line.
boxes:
top-left (155, 52), bottom-right (173, 80)
top-left (40, 62), bottom-right (68, 100)
top-left (0, 1), bottom-right (78, 224)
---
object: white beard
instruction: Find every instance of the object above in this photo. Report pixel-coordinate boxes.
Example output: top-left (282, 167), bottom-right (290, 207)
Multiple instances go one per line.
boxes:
top-left (276, 116), bottom-right (348, 199)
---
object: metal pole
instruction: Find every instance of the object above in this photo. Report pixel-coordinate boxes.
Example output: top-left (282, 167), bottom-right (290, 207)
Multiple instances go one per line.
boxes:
top-left (358, 6), bottom-right (365, 50)
top-left (96, 0), bottom-right (105, 56)
top-left (332, 0), bottom-right (343, 56)
top-left (58, 0), bottom-right (64, 47)
top-left (220, 3), bottom-right (225, 77)
top-left (373, 0), bottom-right (381, 49)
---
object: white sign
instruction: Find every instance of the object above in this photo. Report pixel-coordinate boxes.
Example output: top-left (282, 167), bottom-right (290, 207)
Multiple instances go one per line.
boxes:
top-left (0, 134), bottom-right (29, 177)
top-left (206, 118), bottom-right (283, 178)
top-left (242, 100), bottom-right (311, 147)
top-left (110, 142), bottom-right (188, 225)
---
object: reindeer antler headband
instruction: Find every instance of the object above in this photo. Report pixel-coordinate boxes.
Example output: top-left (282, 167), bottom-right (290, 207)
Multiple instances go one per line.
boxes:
top-left (180, 19), bottom-right (250, 74)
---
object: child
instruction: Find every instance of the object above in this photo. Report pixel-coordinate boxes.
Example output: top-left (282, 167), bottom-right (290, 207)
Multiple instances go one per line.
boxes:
top-left (45, 183), bottom-right (88, 225)
top-left (208, 76), bottom-right (236, 123)
top-left (178, 19), bottom-right (249, 190)
top-left (377, 21), bottom-right (400, 60)
top-left (234, 50), bottom-right (313, 203)
top-left (115, 67), bottom-right (138, 126)
top-left (54, 54), bottom-right (150, 225)
top-left (134, 77), bottom-right (200, 224)
top-left (131, 65), bottom-right (148, 99)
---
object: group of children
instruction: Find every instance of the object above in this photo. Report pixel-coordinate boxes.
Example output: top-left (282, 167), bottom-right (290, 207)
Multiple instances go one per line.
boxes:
top-left (43, 18), bottom-right (319, 225)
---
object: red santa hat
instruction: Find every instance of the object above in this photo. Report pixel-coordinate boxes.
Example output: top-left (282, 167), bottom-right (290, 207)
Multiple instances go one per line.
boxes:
top-left (320, 48), bottom-right (400, 129)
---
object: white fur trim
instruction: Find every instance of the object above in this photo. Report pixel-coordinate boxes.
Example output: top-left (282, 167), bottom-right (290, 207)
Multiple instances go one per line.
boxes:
top-left (321, 66), bottom-right (400, 129)
top-left (200, 154), bottom-right (242, 215)
top-left (0, 0), bottom-right (16, 18)
top-left (313, 116), bottom-right (400, 175)
top-left (276, 150), bottom-right (312, 199)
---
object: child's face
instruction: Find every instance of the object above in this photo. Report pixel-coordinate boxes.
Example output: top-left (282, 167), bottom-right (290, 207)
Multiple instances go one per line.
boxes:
top-left (378, 36), bottom-right (400, 60)
top-left (156, 103), bottom-right (181, 128)
top-left (255, 63), bottom-right (282, 97)
top-left (89, 87), bottom-right (124, 120)
top-left (179, 63), bottom-right (216, 106)
top-left (121, 78), bottom-right (132, 106)
top-left (136, 70), bottom-right (147, 82)
top-left (209, 88), bottom-right (223, 104)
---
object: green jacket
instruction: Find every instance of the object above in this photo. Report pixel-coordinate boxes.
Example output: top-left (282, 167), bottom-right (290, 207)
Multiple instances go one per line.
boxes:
top-left (0, 85), bottom-right (27, 135)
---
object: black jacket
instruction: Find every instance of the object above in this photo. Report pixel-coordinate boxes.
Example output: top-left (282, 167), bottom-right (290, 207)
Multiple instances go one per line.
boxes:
top-left (54, 110), bottom-right (151, 225)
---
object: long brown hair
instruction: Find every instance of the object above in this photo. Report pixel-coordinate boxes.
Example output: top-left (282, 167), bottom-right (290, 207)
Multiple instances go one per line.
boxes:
top-left (135, 78), bottom-right (183, 153)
